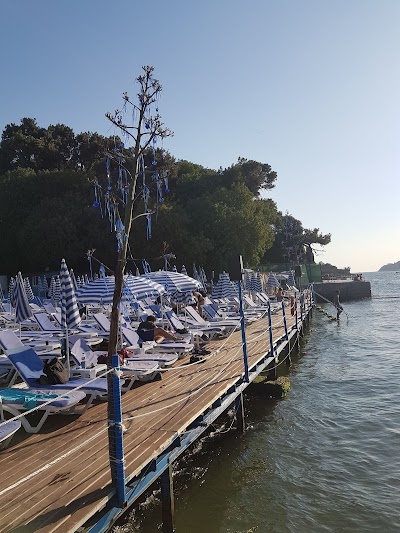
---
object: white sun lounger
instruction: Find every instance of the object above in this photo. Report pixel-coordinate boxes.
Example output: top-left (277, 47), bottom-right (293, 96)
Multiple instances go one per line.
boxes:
top-left (0, 420), bottom-right (22, 449)
top-left (5, 346), bottom-right (121, 413)
top-left (0, 387), bottom-right (86, 434)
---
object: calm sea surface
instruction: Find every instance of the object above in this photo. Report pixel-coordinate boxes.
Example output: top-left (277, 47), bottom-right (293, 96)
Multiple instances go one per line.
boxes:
top-left (118, 272), bottom-right (400, 533)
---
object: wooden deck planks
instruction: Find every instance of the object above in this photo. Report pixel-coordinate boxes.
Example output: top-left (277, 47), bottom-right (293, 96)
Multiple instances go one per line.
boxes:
top-left (0, 307), bottom-right (301, 532)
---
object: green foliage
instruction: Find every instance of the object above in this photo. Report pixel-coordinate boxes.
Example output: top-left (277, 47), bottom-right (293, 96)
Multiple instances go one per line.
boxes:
top-left (263, 213), bottom-right (331, 265)
top-left (0, 117), bottom-right (330, 276)
top-left (0, 169), bottom-right (116, 274)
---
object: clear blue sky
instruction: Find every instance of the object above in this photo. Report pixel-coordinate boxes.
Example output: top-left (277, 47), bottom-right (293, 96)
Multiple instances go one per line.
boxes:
top-left (1, 0), bottom-right (399, 272)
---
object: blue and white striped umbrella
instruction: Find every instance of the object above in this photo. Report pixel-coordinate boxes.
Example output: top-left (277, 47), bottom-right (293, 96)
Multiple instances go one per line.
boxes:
top-left (24, 278), bottom-right (35, 302)
top-left (287, 270), bottom-right (295, 287)
top-left (75, 276), bottom-right (123, 305)
top-left (181, 265), bottom-right (188, 276)
top-left (212, 272), bottom-right (237, 299)
top-left (49, 276), bottom-right (55, 299)
top-left (60, 259), bottom-right (81, 329)
top-left (193, 264), bottom-right (199, 281)
top-left (198, 266), bottom-right (207, 291)
top-left (244, 270), bottom-right (254, 291)
top-left (125, 274), bottom-right (165, 301)
top-left (37, 277), bottom-right (43, 295)
top-left (252, 272), bottom-right (263, 293)
top-left (69, 269), bottom-right (79, 292)
top-left (171, 290), bottom-right (195, 305)
top-left (8, 277), bottom-right (16, 307)
top-left (42, 276), bottom-right (49, 296)
top-left (142, 271), bottom-right (201, 294)
top-left (13, 272), bottom-right (33, 323)
top-left (266, 273), bottom-right (280, 290)
top-left (53, 276), bottom-right (62, 304)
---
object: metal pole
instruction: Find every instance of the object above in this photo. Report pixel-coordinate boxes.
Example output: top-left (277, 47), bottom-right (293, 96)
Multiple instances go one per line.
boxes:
top-left (237, 281), bottom-right (249, 382)
top-left (88, 255), bottom-right (93, 281)
top-left (161, 463), bottom-right (175, 533)
top-left (295, 294), bottom-right (298, 329)
top-left (235, 393), bottom-right (245, 433)
top-left (300, 292), bottom-right (304, 322)
top-left (282, 300), bottom-right (288, 341)
top-left (108, 354), bottom-right (126, 508)
top-left (267, 301), bottom-right (274, 358)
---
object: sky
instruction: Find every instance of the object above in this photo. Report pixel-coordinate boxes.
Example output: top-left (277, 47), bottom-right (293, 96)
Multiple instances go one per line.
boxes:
top-left (1, 0), bottom-right (399, 272)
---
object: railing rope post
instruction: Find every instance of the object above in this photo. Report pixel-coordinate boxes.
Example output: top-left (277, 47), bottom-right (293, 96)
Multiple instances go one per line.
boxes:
top-left (108, 353), bottom-right (126, 508)
top-left (282, 300), bottom-right (288, 341)
top-left (267, 301), bottom-right (274, 358)
top-left (295, 294), bottom-right (298, 329)
top-left (300, 291), bottom-right (304, 322)
top-left (238, 281), bottom-right (249, 382)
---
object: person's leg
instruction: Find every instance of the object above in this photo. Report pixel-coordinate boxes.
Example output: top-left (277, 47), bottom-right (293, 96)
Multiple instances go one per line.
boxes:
top-left (154, 327), bottom-right (178, 341)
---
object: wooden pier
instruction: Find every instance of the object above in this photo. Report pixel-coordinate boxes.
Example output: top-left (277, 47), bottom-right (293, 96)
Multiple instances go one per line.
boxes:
top-left (0, 301), bottom-right (312, 533)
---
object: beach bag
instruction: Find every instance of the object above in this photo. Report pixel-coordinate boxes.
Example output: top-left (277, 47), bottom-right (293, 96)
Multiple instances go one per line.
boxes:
top-left (43, 357), bottom-right (69, 384)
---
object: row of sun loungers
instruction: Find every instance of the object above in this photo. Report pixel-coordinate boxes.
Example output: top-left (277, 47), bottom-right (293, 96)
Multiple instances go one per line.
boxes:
top-left (0, 291), bottom-right (287, 447)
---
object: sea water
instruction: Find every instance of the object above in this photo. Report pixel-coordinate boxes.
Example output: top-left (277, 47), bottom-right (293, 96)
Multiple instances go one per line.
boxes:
top-left (119, 272), bottom-right (400, 532)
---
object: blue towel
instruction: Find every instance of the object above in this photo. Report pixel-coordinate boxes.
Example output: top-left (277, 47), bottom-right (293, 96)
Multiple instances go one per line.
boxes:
top-left (0, 389), bottom-right (60, 409)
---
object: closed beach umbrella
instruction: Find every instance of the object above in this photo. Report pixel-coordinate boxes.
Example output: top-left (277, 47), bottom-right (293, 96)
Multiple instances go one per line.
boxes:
top-left (287, 270), bottom-right (295, 287)
top-left (24, 278), bottom-right (35, 302)
top-left (244, 271), bottom-right (253, 291)
top-left (60, 259), bottom-right (81, 373)
top-left (212, 272), bottom-right (236, 299)
top-left (42, 276), bottom-right (49, 297)
top-left (37, 277), bottom-right (43, 296)
top-left (142, 271), bottom-right (201, 294)
top-left (192, 264), bottom-right (199, 282)
top-left (69, 269), bottom-right (79, 292)
top-left (13, 272), bottom-right (33, 324)
top-left (266, 273), bottom-right (280, 294)
top-left (181, 265), bottom-right (188, 276)
top-left (256, 272), bottom-right (263, 292)
top-left (53, 276), bottom-right (62, 305)
top-left (8, 277), bottom-right (16, 307)
top-left (84, 274), bottom-right (89, 285)
top-left (198, 266), bottom-right (207, 292)
top-left (253, 272), bottom-right (263, 293)
top-left (60, 259), bottom-right (81, 330)
top-left (49, 276), bottom-right (56, 300)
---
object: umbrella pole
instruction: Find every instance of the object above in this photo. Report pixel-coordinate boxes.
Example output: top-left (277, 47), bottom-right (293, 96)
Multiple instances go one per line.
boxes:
top-left (65, 327), bottom-right (71, 375)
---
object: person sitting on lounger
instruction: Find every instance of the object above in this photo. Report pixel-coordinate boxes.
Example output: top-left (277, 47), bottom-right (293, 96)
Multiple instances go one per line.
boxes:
top-left (137, 315), bottom-right (180, 344)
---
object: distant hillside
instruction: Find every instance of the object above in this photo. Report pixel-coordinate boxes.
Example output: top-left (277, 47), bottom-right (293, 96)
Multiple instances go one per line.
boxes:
top-left (379, 261), bottom-right (400, 272)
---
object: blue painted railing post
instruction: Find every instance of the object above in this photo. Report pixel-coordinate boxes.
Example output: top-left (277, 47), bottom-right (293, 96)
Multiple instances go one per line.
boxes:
top-left (237, 281), bottom-right (249, 383)
top-left (300, 292), bottom-right (304, 322)
top-left (109, 354), bottom-right (126, 507)
top-left (282, 300), bottom-right (288, 341)
top-left (295, 294), bottom-right (298, 329)
top-left (267, 301), bottom-right (274, 357)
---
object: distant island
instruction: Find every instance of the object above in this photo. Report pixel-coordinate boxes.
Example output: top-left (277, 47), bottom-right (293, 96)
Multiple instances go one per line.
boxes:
top-left (379, 261), bottom-right (400, 272)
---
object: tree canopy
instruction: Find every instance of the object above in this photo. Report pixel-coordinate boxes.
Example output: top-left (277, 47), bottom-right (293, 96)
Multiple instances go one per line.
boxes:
top-left (0, 117), bottom-right (331, 276)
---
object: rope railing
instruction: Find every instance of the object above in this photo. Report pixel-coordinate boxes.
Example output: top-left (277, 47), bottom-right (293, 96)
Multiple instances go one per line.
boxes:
top-left (0, 367), bottom-right (115, 429)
